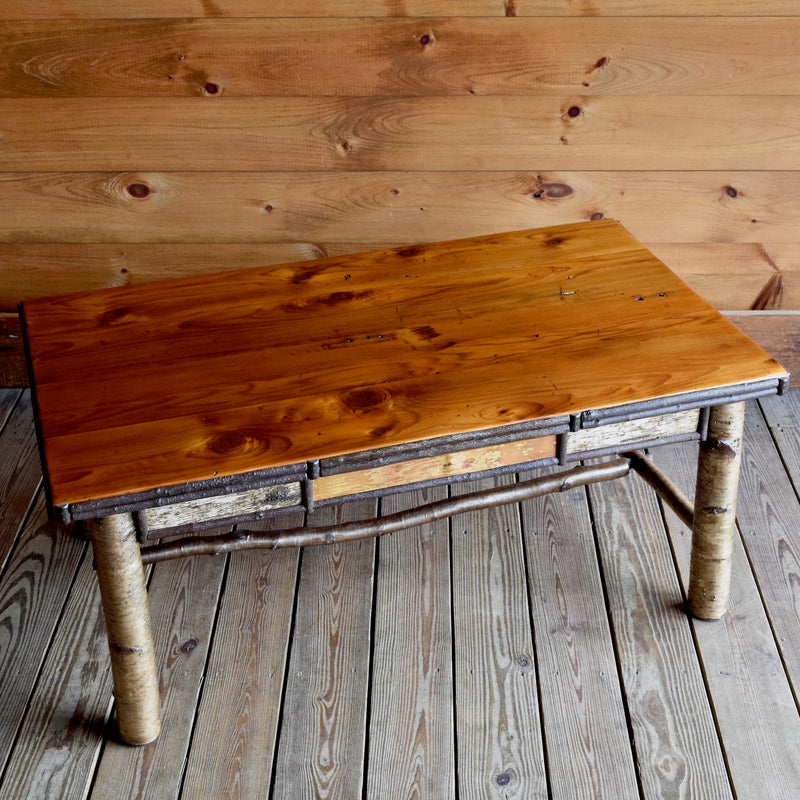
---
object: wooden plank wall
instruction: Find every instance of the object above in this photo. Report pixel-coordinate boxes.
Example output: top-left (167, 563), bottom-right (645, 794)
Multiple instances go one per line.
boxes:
top-left (1, 2), bottom-right (799, 385)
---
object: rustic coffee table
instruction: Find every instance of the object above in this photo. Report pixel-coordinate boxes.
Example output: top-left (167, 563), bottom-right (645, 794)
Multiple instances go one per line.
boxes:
top-left (20, 219), bottom-right (788, 745)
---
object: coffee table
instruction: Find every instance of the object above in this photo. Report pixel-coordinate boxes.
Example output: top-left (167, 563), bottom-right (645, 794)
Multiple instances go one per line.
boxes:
top-left (20, 219), bottom-right (788, 745)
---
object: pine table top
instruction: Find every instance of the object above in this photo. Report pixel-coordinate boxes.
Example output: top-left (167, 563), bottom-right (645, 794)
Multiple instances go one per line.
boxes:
top-left (21, 219), bottom-right (788, 516)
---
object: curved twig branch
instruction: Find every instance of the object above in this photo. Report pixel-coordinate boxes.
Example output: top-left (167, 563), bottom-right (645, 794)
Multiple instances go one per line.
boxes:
top-left (141, 457), bottom-right (631, 564)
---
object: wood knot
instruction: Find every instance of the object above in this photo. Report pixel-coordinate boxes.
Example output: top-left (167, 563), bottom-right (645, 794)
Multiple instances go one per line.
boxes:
top-left (532, 183), bottom-right (573, 200)
top-left (127, 182), bottom-right (150, 199)
top-left (100, 306), bottom-right (132, 325)
top-left (342, 386), bottom-right (391, 414)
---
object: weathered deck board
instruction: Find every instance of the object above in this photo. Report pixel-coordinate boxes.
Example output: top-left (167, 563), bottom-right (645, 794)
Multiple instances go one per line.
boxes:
top-left (180, 519), bottom-right (301, 799)
top-left (271, 501), bottom-right (376, 800)
top-left (89, 550), bottom-right (227, 800)
top-left (0, 549), bottom-right (113, 799)
top-left (450, 476), bottom-right (547, 799)
top-left (0, 392), bottom-right (799, 797)
top-left (519, 469), bottom-right (639, 799)
top-left (0, 392), bottom-right (42, 569)
top-left (366, 487), bottom-right (455, 800)
top-left (759, 389), bottom-right (800, 497)
top-left (652, 435), bottom-right (800, 799)
top-left (587, 471), bottom-right (731, 799)
top-left (729, 406), bottom-right (800, 696)
top-left (0, 388), bottom-right (19, 428)
top-left (0, 493), bottom-right (85, 775)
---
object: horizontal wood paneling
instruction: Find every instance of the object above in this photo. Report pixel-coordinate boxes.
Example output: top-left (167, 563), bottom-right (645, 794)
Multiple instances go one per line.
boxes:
top-left (1, 172), bottom-right (798, 245)
top-left (0, 2), bottom-right (798, 19)
top-left (2, 18), bottom-right (799, 97)
top-left (3, 96), bottom-right (800, 171)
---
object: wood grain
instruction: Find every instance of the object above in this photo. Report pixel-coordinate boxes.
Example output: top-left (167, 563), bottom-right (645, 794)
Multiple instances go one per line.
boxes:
top-left (314, 436), bottom-right (556, 501)
top-left (519, 469), bottom-right (639, 799)
top-left (450, 476), bottom-right (547, 799)
top-left (0, 388), bottom-right (20, 429)
top-left (0, 243), bottom-right (324, 307)
top-left (21, 221), bottom-right (786, 510)
top-left (142, 481), bottom-right (302, 532)
top-left (0, 549), bottom-right (114, 799)
top-left (272, 501), bottom-right (375, 800)
top-left (759, 387), bottom-right (800, 487)
top-left (653, 433), bottom-right (800, 798)
top-left (0, 493), bottom-right (85, 772)
top-left (3, 171), bottom-right (800, 247)
top-left (3, 384), bottom-right (800, 796)
top-left (89, 551), bottom-right (226, 798)
top-left (732, 406), bottom-right (800, 694)
top-left (587, 471), bottom-right (731, 799)
top-left (180, 519), bottom-right (300, 799)
top-left (0, 392), bottom-right (43, 568)
top-left (3, 244), bottom-right (800, 391)
top-left (3, 241), bottom-right (800, 311)
top-left (648, 243), bottom-right (800, 312)
top-left (0, 1), bottom-right (796, 18)
top-left (566, 409), bottom-right (699, 455)
top-left (366, 486), bottom-right (455, 800)
top-left (3, 18), bottom-right (800, 98)
top-left (3, 96), bottom-right (800, 171)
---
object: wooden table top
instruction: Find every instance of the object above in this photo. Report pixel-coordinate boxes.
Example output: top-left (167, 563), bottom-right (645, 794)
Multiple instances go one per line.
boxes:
top-left (21, 219), bottom-right (787, 514)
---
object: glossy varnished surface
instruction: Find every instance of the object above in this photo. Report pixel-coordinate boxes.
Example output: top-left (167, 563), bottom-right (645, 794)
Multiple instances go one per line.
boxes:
top-left (22, 220), bottom-right (787, 508)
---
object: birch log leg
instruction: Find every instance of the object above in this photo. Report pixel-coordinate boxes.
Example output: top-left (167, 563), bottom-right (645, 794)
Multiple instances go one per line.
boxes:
top-left (688, 402), bottom-right (745, 620)
top-left (86, 512), bottom-right (161, 745)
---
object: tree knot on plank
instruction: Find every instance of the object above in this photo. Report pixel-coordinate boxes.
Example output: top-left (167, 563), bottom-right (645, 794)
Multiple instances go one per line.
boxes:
top-left (126, 182), bottom-right (151, 199)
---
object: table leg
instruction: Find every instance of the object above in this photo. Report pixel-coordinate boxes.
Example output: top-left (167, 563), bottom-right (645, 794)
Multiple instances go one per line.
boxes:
top-left (86, 512), bottom-right (161, 745)
top-left (688, 401), bottom-right (745, 620)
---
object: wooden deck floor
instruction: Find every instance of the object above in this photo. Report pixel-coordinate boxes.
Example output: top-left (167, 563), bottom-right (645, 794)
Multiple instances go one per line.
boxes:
top-left (1, 388), bottom-right (799, 799)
